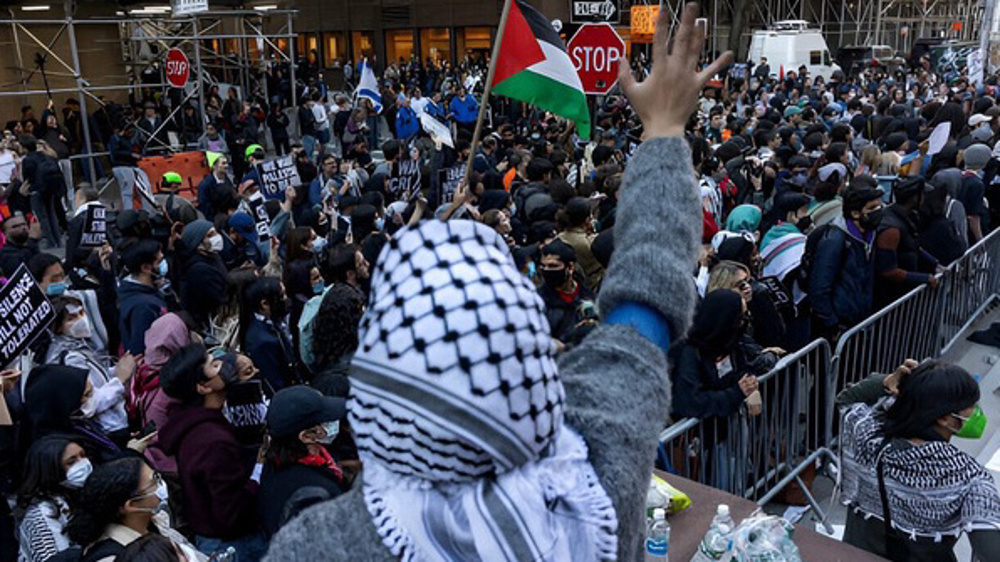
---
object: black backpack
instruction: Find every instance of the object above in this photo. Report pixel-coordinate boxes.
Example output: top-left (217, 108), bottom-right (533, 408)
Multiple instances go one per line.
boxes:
top-left (38, 156), bottom-right (66, 198)
top-left (796, 223), bottom-right (838, 292)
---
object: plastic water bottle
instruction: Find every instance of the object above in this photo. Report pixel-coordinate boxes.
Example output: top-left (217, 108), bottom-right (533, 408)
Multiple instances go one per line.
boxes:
top-left (691, 504), bottom-right (735, 561)
top-left (645, 507), bottom-right (670, 561)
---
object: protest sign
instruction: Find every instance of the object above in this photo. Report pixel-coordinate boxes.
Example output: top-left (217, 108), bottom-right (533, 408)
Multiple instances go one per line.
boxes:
top-left (0, 265), bottom-right (55, 368)
top-left (257, 155), bottom-right (301, 200)
top-left (223, 379), bottom-right (268, 446)
top-left (388, 156), bottom-right (422, 201)
top-left (80, 204), bottom-right (108, 247)
top-left (438, 162), bottom-right (466, 205)
top-left (246, 193), bottom-right (271, 239)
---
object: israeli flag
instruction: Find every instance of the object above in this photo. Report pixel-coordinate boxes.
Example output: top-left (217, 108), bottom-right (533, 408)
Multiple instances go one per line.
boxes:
top-left (356, 59), bottom-right (382, 113)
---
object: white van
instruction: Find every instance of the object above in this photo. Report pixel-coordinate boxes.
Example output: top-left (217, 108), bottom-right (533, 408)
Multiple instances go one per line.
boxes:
top-left (748, 20), bottom-right (841, 81)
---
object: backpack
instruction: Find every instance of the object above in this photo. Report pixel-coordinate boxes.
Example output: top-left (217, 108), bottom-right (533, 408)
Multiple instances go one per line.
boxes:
top-left (38, 156), bottom-right (65, 198)
top-left (796, 223), bottom-right (838, 291)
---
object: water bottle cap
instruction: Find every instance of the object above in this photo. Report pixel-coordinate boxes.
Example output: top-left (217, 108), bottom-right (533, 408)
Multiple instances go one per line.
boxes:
top-left (717, 504), bottom-right (730, 516)
top-left (653, 508), bottom-right (666, 519)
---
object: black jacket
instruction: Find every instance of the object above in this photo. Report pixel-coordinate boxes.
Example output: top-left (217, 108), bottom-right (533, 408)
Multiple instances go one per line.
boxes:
top-left (179, 252), bottom-right (229, 328)
top-left (809, 219), bottom-right (875, 329)
top-left (258, 463), bottom-right (343, 538)
top-left (0, 239), bottom-right (38, 277)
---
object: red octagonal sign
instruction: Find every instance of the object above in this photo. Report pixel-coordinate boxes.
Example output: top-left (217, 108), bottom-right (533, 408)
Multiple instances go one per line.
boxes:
top-left (567, 23), bottom-right (625, 95)
top-left (165, 48), bottom-right (190, 88)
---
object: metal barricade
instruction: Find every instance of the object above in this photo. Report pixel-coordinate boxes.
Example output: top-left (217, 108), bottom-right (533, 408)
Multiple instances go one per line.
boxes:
top-left (658, 339), bottom-right (835, 533)
top-left (936, 229), bottom-right (1000, 355)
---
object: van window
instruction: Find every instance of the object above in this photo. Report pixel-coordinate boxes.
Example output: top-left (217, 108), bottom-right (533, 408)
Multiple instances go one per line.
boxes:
top-left (810, 50), bottom-right (822, 65)
top-left (823, 51), bottom-right (831, 65)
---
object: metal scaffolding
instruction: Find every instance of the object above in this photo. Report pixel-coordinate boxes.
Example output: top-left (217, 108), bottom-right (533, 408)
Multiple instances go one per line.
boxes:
top-left (0, 2), bottom-right (297, 181)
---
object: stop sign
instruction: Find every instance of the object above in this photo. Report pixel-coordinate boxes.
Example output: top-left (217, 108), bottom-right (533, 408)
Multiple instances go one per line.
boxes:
top-left (165, 48), bottom-right (190, 88)
top-left (567, 23), bottom-right (625, 95)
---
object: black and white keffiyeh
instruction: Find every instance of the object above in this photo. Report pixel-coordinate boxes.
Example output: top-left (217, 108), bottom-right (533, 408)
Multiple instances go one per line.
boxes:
top-left (349, 220), bottom-right (618, 561)
top-left (840, 399), bottom-right (1000, 540)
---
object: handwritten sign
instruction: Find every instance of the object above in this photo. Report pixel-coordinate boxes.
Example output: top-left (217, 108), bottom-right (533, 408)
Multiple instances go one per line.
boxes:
top-left (0, 265), bottom-right (55, 368)
top-left (630, 5), bottom-right (660, 43)
top-left (257, 155), bottom-right (302, 200)
top-left (389, 156), bottom-right (422, 202)
top-left (80, 204), bottom-right (108, 248)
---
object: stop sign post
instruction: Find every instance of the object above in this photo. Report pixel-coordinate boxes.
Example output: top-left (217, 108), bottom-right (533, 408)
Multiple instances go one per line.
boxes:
top-left (165, 48), bottom-right (190, 88)
top-left (567, 23), bottom-right (625, 95)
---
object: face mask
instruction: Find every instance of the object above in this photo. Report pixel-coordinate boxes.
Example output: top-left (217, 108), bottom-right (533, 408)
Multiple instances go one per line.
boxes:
top-left (795, 215), bottom-right (813, 233)
top-left (157, 259), bottom-right (168, 277)
top-left (63, 458), bottom-right (92, 489)
top-left (10, 232), bottom-right (29, 245)
top-left (75, 267), bottom-right (89, 280)
top-left (527, 262), bottom-right (536, 279)
top-left (132, 480), bottom-right (169, 515)
top-left (312, 282), bottom-right (325, 295)
top-left (952, 405), bottom-right (987, 439)
top-left (317, 420), bottom-right (340, 444)
top-left (270, 298), bottom-right (288, 321)
top-left (68, 317), bottom-right (92, 340)
top-left (46, 282), bottom-right (67, 297)
top-left (860, 208), bottom-right (884, 231)
top-left (311, 236), bottom-right (328, 253)
top-left (207, 233), bottom-right (224, 253)
top-left (375, 217), bottom-right (385, 231)
top-left (541, 268), bottom-right (567, 289)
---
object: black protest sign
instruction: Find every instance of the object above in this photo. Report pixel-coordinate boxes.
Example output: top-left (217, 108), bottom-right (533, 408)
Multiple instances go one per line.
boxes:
top-left (570, 0), bottom-right (620, 23)
top-left (80, 204), bottom-right (108, 248)
top-left (257, 155), bottom-right (301, 200)
top-left (246, 195), bottom-right (271, 239)
top-left (0, 265), bottom-right (55, 367)
top-left (388, 156), bottom-right (422, 202)
top-left (438, 162), bottom-right (466, 204)
top-left (223, 379), bottom-right (268, 447)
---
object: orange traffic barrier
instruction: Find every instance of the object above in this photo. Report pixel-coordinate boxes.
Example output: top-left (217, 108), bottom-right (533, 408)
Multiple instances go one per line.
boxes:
top-left (136, 151), bottom-right (211, 207)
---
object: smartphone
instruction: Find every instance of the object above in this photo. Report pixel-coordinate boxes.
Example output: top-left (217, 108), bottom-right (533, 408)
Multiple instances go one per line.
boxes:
top-left (138, 421), bottom-right (157, 439)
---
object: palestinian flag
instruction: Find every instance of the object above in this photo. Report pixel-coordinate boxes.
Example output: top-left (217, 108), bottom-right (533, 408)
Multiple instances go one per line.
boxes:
top-left (491, 0), bottom-right (590, 137)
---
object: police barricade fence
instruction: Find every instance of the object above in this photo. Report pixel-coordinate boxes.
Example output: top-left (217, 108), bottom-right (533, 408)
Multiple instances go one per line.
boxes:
top-left (657, 227), bottom-right (1000, 516)
top-left (657, 339), bottom-right (836, 532)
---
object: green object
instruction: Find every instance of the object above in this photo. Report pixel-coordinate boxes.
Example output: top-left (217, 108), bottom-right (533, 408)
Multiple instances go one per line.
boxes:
top-left (245, 144), bottom-right (264, 161)
top-left (162, 171), bottom-right (182, 184)
top-left (206, 151), bottom-right (223, 169)
top-left (954, 404), bottom-right (987, 439)
top-left (726, 204), bottom-right (762, 234)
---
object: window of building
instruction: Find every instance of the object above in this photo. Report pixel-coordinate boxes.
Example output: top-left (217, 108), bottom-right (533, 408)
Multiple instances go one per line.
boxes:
top-left (352, 31), bottom-right (375, 62)
top-left (420, 28), bottom-right (451, 65)
top-left (297, 34), bottom-right (319, 64)
top-left (385, 29), bottom-right (414, 65)
top-left (457, 27), bottom-right (491, 63)
top-left (323, 32), bottom-right (347, 67)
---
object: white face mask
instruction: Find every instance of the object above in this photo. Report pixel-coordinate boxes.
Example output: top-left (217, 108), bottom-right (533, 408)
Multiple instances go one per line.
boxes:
top-left (132, 480), bottom-right (169, 515)
top-left (67, 317), bottom-right (92, 340)
top-left (63, 458), bottom-right (92, 489)
top-left (207, 233), bottom-right (224, 253)
top-left (317, 420), bottom-right (340, 444)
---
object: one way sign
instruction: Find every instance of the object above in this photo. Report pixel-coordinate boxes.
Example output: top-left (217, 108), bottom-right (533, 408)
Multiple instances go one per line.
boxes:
top-left (570, 0), bottom-right (620, 24)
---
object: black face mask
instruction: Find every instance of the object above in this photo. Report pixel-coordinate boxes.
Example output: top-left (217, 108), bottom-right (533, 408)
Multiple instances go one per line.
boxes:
top-left (795, 215), bottom-right (813, 233)
top-left (270, 298), bottom-right (289, 321)
top-left (542, 268), bottom-right (567, 289)
top-left (10, 231), bottom-right (28, 245)
top-left (860, 208), bottom-right (884, 231)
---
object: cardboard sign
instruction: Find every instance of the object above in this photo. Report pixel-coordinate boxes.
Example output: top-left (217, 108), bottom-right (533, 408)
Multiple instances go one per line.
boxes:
top-left (438, 162), bottom-right (466, 205)
top-left (389, 156), bottom-right (422, 202)
top-left (80, 204), bottom-right (108, 248)
top-left (257, 155), bottom-right (302, 200)
top-left (0, 265), bottom-right (55, 368)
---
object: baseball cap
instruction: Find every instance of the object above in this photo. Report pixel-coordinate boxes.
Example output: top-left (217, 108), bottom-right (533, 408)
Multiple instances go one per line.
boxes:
top-left (228, 211), bottom-right (257, 242)
top-left (968, 114), bottom-right (992, 127)
top-left (162, 171), bottom-right (182, 185)
top-left (266, 386), bottom-right (347, 438)
top-left (783, 106), bottom-right (803, 118)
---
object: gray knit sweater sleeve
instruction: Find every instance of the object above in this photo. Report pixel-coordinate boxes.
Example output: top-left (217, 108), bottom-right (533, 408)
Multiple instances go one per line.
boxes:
top-left (598, 136), bottom-right (701, 337)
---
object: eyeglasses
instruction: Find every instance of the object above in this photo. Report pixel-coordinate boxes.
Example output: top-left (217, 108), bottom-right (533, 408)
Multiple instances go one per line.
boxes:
top-left (131, 471), bottom-right (163, 500)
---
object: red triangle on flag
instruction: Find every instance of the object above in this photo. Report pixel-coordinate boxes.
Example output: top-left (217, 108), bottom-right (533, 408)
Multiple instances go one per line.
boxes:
top-left (491, 1), bottom-right (546, 87)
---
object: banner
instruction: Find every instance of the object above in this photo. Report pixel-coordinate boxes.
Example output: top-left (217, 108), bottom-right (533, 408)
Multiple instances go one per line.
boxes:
top-left (80, 204), bottom-right (108, 248)
top-left (438, 162), bottom-right (466, 205)
top-left (388, 156), bottom-right (422, 202)
top-left (0, 265), bottom-right (55, 368)
top-left (172, 0), bottom-right (209, 16)
top-left (256, 155), bottom-right (302, 200)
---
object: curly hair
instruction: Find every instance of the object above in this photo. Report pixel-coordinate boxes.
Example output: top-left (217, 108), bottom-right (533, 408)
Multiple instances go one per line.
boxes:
top-left (66, 457), bottom-right (144, 547)
top-left (313, 284), bottom-right (364, 368)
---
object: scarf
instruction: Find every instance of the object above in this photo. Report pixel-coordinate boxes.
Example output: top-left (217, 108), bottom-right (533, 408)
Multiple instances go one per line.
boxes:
top-left (298, 446), bottom-right (343, 481)
top-left (840, 399), bottom-right (1000, 539)
top-left (349, 220), bottom-right (618, 562)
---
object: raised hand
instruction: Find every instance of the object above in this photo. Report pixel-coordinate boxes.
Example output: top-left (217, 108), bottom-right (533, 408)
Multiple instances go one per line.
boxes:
top-left (617, 3), bottom-right (733, 139)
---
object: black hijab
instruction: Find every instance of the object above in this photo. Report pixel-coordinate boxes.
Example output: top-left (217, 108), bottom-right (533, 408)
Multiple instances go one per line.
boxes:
top-left (688, 290), bottom-right (745, 360)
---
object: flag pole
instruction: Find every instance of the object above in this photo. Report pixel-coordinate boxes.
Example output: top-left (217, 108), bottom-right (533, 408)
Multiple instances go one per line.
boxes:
top-left (462, 0), bottom-right (514, 190)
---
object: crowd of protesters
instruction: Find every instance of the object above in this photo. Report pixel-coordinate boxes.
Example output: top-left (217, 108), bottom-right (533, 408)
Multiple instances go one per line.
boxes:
top-left (0, 4), bottom-right (997, 561)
